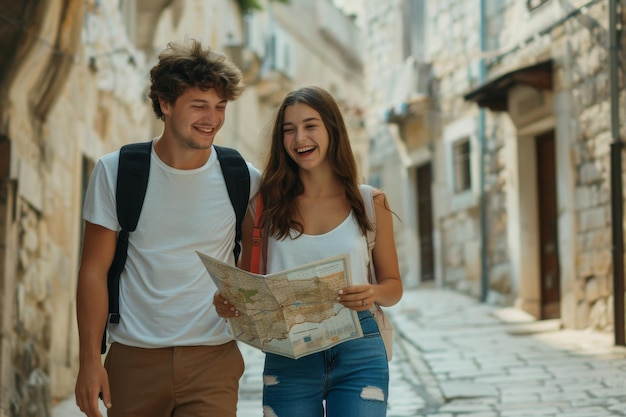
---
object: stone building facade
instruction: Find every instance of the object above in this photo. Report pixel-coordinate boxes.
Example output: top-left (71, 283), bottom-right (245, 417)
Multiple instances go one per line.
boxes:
top-left (461, 0), bottom-right (625, 331)
top-left (0, 0), bottom-right (365, 414)
top-left (360, 0), bottom-right (625, 333)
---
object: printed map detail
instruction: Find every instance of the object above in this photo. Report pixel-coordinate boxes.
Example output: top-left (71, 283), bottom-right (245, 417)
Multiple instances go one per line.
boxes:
top-left (197, 252), bottom-right (363, 359)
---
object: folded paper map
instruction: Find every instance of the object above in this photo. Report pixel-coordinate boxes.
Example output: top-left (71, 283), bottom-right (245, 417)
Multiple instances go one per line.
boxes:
top-left (196, 252), bottom-right (363, 359)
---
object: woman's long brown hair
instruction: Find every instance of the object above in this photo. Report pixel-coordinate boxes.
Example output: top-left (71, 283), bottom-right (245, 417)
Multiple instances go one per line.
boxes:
top-left (259, 86), bottom-right (372, 240)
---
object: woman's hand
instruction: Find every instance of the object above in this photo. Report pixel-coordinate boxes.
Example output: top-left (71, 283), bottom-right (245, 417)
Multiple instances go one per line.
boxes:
top-left (336, 284), bottom-right (375, 311)
top-left (213, 292), bottom-right (239, 318)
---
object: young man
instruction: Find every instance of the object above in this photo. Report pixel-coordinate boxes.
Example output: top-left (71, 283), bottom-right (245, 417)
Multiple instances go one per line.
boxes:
top-left (74, 39), bottom-right (261, 417)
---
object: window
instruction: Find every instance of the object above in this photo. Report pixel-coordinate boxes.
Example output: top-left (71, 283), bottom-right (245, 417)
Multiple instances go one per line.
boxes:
top-left (485, 0), bottom-right (510, 52)
top-left (119, 0), bottom-right (137, 44)
top-left (266, 27), bottom-right (293, 78)
top-left (402, 0), bottom-right (426, 60)
top-left (453, 139), bottom-right (471, 193)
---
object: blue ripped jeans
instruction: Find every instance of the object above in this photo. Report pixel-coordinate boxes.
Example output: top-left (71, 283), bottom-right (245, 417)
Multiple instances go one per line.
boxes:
top-left (262, 310), bottom-right (389, 417)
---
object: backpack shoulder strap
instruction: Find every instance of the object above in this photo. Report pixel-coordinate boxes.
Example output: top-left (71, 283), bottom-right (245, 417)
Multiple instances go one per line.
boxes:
top-left (359, 184), bottom-right (376, 251)
top-left (214, 145), bottom-right (250, 263)
top-left (116, 141), bottom-right (153, 230)
top-left (359, 184), bottom-right (378, 285)
top-left (102, 140), bottom-right (152, 354)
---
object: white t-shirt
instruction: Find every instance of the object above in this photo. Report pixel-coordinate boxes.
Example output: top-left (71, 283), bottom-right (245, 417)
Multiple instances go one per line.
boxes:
top-left (83, 141), bottom-right (261, 348)
top-left (266, 212), bottom-right (369, 285)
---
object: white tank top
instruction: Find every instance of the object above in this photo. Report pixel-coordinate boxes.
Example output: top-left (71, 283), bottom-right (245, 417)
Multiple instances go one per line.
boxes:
top-left (266, 212), bottom-right (369, 285)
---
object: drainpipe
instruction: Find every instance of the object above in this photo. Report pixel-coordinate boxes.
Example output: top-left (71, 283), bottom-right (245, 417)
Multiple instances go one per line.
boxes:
top-left (609, 0), bottom-right (624, 346)
top-left (479, 0), bottom-right (488, 302)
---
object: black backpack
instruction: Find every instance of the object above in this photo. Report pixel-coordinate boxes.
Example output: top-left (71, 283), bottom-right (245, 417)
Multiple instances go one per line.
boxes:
top-left (101, 141), bottom-right (250, 354)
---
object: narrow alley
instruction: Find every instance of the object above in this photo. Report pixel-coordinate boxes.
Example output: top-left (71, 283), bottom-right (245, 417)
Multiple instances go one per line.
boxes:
top-left (55, 287), bottom-right (626, 417)
top-left (386, 288), bottom-right (626, 417)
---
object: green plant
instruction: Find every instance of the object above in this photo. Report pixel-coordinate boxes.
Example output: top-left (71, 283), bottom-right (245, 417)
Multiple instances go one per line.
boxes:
top-left (235, 0), bottom-right (289, 14)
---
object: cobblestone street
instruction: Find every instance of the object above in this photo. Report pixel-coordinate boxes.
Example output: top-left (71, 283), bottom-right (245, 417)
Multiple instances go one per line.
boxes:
top-left (386, 288), bottom-right (626, 417)
top-left (54, 287), bottom-right (626, 417)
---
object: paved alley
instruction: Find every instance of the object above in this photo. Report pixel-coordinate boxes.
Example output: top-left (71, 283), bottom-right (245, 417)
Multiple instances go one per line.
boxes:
top-left (54, 287), bottom-right (626, 417)
top-left (388, 288), bottom-right (626, 416)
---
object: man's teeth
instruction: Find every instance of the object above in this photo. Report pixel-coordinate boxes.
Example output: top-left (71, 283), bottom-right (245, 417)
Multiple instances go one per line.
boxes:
top-left (197, 127), bottom-right (213, 133)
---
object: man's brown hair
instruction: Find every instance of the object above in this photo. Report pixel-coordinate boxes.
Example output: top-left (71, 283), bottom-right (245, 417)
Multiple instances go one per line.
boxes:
top-left (148, 39), bottom-right (244, 120)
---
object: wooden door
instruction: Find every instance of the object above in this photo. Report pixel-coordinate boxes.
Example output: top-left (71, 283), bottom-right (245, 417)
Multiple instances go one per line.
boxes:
top-left (536, 130), bottom-right (561, 319)
top-left (416, 164), bottom-right (434, 281)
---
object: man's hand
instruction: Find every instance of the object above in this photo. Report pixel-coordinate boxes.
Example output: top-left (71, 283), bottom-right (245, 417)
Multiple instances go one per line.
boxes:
top-left (213, 292), bottom-right (239, 317)
top-left (75, 362), bottom-right (111, 417)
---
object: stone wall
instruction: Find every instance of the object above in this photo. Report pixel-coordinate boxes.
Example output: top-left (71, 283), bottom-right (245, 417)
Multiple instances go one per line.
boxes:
top-left (428, 0), bottom-right (626, 329)
top-left (427, 0), bottom-right (491, 297)
top-left (11, 202), bottom-right (51, 417)
top-left (1, 0), bottom-right (151, 414)
top-left (1, 1), bottom-right (367, 414)
top-left (558, 1), bottom-right (623, 329)
top-left (491, 0), bottom-right (623, 329)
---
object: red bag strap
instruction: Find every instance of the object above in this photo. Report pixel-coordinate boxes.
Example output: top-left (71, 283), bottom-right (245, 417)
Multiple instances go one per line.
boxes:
top-left (250, 194), bottom-right (264, 274)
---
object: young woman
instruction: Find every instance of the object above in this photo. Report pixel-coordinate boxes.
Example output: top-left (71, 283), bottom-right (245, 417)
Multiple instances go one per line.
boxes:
top-left (216, 86), bottom-right (402, 417)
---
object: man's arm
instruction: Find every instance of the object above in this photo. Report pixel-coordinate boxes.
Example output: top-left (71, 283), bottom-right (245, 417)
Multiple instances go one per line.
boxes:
top-left (214, 206), bottom-right (256, 318)
top-left (75, 221), bottom-right (116, 416)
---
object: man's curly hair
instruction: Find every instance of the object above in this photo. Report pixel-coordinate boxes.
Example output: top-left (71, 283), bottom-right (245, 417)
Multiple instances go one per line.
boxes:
top-left (148, 39), bottom-right (244, 120)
